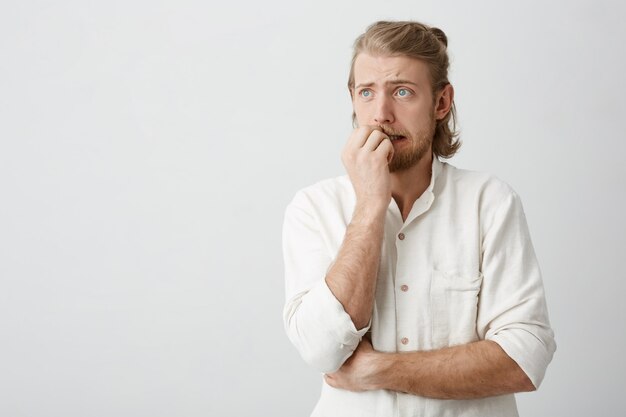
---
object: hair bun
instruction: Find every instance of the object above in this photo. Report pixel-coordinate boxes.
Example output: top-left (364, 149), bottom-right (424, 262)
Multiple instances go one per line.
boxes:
top-left (429, 27), bottom-right (448, 47)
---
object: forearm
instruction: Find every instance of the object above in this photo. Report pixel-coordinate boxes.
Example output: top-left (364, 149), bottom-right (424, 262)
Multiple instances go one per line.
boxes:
top-left (325, 202), bottom-right (386, 329)
top-left (372, 340), bottom-right (535, 399)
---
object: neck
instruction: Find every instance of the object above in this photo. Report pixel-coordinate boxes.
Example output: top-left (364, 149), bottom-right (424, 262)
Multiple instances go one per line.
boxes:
top-left (390, 151), bottom-right (434, 221)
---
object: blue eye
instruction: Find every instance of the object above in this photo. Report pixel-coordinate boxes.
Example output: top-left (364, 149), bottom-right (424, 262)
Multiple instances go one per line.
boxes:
top-left (397, 88), bottom-right (411, 97)
top-left (360, 89), bottom-right (372, 98)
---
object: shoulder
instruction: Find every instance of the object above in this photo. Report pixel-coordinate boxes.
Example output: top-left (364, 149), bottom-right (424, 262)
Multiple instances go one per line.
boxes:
top-left (441, 161), bottom-right (520, 205)
top-left (440, 162), bottom-right (527, 239)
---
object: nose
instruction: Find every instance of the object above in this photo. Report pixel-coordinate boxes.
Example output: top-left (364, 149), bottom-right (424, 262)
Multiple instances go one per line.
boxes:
top-left (373, 95), bottom-right (394, 125)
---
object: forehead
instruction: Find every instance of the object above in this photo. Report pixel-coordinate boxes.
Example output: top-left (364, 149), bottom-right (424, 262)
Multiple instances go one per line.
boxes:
top-left (353, 53), bottom-right (431, 87)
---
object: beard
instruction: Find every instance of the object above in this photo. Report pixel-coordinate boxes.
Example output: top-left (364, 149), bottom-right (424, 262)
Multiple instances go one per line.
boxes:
top-left (379, 114), bottom-right (436, 173)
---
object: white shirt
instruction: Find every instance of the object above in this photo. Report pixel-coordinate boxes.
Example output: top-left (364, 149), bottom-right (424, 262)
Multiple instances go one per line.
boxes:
top-left (282, 153), bottom-right (556, 417)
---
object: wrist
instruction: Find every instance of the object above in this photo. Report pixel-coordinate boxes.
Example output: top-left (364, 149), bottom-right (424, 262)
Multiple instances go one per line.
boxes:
top-left (367, 351), bottom-right (395, 390)
top-left (352, 201), bottom-right (387, 226)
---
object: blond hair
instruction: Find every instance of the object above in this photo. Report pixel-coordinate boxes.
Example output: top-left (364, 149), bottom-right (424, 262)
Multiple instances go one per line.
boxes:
top-left (348, 21), bottom-right (461, 159)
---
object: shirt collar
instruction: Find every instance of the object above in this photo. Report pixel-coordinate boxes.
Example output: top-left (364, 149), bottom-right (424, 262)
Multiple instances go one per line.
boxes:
top-left (427, 151), bottom-right (443, 196)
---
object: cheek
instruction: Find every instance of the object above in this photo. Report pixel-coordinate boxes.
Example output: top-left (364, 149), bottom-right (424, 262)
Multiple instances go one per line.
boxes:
top-left (353, 102), bottom-right (369, 118)
top-left (401, 104), bottom-right (433, 127)
top-left (353, 106), bottom-right (373, 127)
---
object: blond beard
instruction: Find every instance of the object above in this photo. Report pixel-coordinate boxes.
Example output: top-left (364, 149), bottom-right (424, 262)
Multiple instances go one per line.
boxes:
top-left (384, 115), bottom-right (436, 173)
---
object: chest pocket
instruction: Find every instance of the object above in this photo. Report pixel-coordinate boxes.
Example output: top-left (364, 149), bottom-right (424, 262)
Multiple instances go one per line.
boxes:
top-left (430, 269), bottom-right (483, 348)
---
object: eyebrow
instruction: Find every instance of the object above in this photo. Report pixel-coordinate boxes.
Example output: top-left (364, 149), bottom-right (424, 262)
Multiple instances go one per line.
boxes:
top-left (354, 79), bottom-right (420, 89)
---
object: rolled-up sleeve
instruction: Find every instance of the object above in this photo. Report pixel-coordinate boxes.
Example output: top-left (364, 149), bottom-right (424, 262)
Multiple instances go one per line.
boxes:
top-left (282, 192), bottom-right (369, 373)
top-left (478, 190), bottom-right (556, 389)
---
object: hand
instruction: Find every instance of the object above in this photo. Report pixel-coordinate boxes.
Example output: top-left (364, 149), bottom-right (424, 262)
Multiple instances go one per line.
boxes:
top-left (324, 337), bottom-right (381, 392)
top-left (341, 126), bottom-right (394, 213)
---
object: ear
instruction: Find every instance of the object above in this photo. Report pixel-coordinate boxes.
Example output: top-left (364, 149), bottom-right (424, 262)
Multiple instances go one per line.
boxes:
top-left (434, 84), bottom-right (454, 120)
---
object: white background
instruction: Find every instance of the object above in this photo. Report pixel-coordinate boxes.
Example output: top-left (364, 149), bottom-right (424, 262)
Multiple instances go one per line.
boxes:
top-left (1, 0), bottom-right (625, 416)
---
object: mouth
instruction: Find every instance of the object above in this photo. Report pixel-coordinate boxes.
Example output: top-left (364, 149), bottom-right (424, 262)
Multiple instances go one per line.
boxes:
top-left (388, 135), bottom-right (407, 142)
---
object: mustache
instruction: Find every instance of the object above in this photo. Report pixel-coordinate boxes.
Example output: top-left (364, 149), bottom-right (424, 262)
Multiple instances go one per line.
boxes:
top-left (378, 125), bottom-right (409, 137)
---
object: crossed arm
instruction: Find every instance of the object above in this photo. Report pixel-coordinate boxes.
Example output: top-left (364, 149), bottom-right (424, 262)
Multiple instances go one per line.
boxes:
top-left (324, 337), bottom-right (535, 399)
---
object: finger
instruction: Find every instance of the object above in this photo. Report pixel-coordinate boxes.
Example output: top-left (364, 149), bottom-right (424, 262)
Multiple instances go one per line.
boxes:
top-left (360, 337), bottom-right (374, 351)
top-left (361, 129), bottom-right (390, 152)
top-left (324, 374), bottom-right (340, 389)
top-left (360, 336), bottom-right (373, 347)
top-left (346, 125), bottom-right (380, 151)
top-left (374, 137), bottom-right (394, 164)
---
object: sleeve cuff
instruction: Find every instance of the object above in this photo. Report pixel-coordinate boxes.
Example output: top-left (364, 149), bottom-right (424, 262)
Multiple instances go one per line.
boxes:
top-left (308, 278), bottom-right (371, 347)
top-left (283, 278), bottom-right (371, 373)
top-left (489, 327), bottom-right (556, 389)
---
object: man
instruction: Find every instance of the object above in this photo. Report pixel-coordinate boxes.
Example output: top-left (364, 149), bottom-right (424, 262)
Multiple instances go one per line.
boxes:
top-left (282, 20), bottom-right (555, 417)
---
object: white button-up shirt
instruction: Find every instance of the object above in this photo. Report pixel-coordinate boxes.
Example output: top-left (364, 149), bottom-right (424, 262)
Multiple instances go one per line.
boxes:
top-left (282, 154), bottom-right (556, 417)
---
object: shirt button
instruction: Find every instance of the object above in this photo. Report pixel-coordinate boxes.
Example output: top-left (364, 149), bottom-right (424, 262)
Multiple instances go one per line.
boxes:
top-left (398, 233), bottom-right (405, 240)
top-left (400, 284), bottom-right (409, 292)
top-left (401, 337), bottom-right (409, 345)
